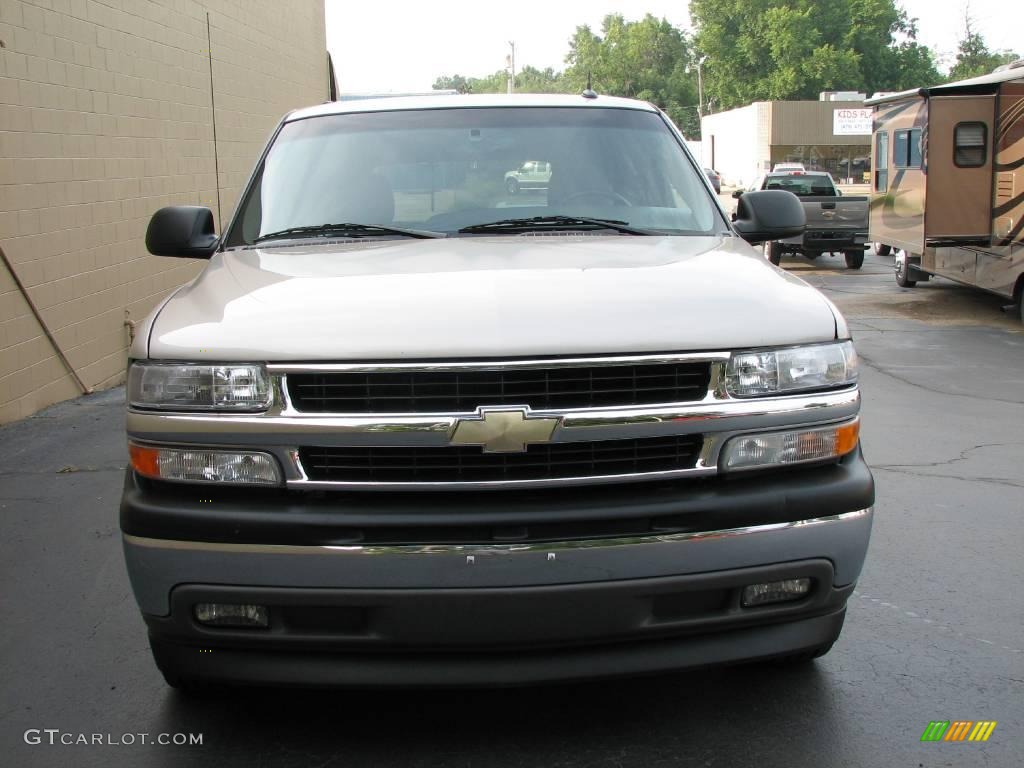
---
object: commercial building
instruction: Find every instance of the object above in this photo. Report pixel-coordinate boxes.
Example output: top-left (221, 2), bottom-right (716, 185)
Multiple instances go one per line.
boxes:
top-left (0, 0), bottom-right (329, 423)
top-left (700, 93), bottom-right (872, 188)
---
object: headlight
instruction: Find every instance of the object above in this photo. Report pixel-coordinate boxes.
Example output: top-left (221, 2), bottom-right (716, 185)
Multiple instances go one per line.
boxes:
top-left (726, 341), bottom-right (857, 397)
top-left (129, 442), bottom-right (282, 485)
top-left (128, 362), bottom-right (272, 411)
top-left (721, 419), bottom-right (860, 471)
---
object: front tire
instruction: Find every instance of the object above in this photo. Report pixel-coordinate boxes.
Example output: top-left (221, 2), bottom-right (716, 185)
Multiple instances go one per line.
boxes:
top-left (895, 250), bottom-right (917, 287)
top-left (765, 240), bottom-right (783, 266)
top-left (844, 250), bottom-right (864, 270)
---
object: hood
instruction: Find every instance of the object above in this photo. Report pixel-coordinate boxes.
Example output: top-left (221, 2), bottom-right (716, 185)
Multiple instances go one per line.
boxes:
top-left (147, 236), bottom-right (839, 360)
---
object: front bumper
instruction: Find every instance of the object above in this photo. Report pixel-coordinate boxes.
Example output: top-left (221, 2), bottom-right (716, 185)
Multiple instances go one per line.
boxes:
top-left (123, 449), bottom-right (873, 685)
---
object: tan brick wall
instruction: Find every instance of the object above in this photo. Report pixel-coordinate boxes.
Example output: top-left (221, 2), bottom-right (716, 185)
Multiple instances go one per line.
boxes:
top-left (0, 0), bottom-right (327, 423)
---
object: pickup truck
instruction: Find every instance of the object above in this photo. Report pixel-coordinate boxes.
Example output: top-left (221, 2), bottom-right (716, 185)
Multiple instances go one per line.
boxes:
top-left (504, 159), bottom-right (551, 194)
top-left (123, 94), bottom-right (874, 690)
top-left (735, 172), bottom-right (869, 269)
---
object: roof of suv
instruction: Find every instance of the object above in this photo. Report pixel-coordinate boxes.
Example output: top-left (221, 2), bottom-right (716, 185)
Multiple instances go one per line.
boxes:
top-left (286, 93), bottom-right (659, 122)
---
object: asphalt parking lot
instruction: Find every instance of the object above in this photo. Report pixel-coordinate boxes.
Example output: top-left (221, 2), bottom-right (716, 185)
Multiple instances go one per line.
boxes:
top-left (1, 247), bottom-right (1022, 768)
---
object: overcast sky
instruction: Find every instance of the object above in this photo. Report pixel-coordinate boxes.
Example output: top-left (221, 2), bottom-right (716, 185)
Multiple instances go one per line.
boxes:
top-left (325, 0), bottom-right (1023, 94)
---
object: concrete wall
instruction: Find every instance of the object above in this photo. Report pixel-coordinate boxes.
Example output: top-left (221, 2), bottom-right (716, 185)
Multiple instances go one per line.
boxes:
top-left (0, 0), bottom-right (327, 424)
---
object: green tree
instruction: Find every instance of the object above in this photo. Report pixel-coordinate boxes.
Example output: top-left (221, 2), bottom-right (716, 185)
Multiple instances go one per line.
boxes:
top-left (947, 13), bottom-right (1019, 82)
top-left (690, 0), bottom-right (942, 109)
top-left (564, 14), bottom-right (700, 136)
top-left (433, 67), bottom-right (567, 95)
top-left (432, 74), bottom-right (473, 93)
top-left (512, 65), bottom-right (569, 93)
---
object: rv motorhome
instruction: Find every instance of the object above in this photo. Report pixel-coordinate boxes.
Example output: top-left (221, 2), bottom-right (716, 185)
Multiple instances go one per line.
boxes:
top-left (867, 61), bottom-right (1024, 321)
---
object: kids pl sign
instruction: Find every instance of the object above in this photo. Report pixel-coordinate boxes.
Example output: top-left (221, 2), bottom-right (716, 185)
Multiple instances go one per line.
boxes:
top-left (833, 108), bottom-right (873, 135)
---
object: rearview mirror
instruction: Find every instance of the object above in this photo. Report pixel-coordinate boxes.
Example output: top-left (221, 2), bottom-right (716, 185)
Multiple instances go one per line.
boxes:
top-left (145, 206), bottom-right (219, 258)
top-left (731, 189), bottom-right (744, 199)
top-left (732, 190), bottom-right (805, 244)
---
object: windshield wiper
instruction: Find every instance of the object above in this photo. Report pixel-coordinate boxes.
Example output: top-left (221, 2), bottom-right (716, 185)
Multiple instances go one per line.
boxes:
top-left (255, 222), bottom-right (445, 243)
top-left (458, 215), bottom-right (652, 236)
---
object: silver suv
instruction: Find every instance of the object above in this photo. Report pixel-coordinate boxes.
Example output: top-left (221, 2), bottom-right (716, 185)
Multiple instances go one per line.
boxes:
top-left (122, 94), bottom-right (873, 689)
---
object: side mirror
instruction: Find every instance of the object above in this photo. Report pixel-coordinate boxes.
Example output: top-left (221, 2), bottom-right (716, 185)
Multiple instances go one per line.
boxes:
top-left (145, 206), bottom-right (219, 258)
top-left (731, 189), bottom-right (744, 199)
top-left (732, 189), bottom-right (805, 244)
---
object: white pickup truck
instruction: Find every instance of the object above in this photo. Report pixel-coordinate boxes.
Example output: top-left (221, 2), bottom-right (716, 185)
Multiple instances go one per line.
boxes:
top-left (122, 94), bottom-right (874, 689)
top-left (736, 171), bottom-right (870, 269)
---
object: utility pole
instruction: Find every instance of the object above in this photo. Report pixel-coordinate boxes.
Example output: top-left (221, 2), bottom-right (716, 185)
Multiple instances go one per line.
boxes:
top-left (696, 55), bottom-right (708, 121)
top-left (506, 41), bottom-right (515, 94)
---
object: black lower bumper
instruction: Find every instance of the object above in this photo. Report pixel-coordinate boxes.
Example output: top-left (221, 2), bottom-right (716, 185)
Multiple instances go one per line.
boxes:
top-left (147, 560), bottom-right (852, 688)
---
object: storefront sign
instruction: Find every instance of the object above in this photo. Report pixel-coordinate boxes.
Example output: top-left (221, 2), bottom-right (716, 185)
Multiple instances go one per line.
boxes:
top-left (833, 108), bottom-right (872, 136)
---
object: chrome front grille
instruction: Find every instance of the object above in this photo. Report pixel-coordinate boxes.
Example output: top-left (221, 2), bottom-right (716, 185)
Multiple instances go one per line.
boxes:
top-left (298, 434), bottom-right (704, 484)
top-left (286, 361), bottom-right (712, 414)
top-left (126, 354), bottom-right (860, 490)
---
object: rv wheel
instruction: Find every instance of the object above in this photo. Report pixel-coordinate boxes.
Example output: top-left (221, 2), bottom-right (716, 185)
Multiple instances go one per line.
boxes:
top-left (895, 250), bottom-right (917, 288)
top-left (876, 243), bottom-right (892, 256)
top-left (844, 250), bottom-right (864, 269)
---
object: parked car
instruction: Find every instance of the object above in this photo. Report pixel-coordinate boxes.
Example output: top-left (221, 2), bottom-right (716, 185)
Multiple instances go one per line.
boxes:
top-left (504, 160), bottom-right (551, 194)
top-left (735, 171), bottom-right (869, 268)
top-left (125, 94), bottom-right (873, 690)
top-left (704, 167), bottom-right (722, 194)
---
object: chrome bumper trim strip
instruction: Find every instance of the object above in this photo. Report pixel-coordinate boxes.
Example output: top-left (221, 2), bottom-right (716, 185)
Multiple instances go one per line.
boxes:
top-left (123, 508), bottom-right (871, 557)
top-left (126, 388), bottom-right (859, 442)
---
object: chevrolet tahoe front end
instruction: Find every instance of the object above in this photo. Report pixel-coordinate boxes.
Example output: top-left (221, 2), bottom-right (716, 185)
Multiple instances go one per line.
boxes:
top-left (120, 95), bottom-right (873, 688)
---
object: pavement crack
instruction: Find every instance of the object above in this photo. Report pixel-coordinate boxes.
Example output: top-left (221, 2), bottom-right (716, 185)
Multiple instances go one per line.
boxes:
top-left (0, 465), bottom-right (125, 477)
top-left (874, 442), bottom-right (1023, 469)
top-left (857, 351), bottom-right (1024, 404)
top-left (871, 466), bottom-right (1024, 489)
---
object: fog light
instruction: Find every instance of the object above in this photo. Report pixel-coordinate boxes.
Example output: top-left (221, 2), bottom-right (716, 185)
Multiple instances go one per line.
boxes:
top-left (741, 578), bottom-right (811, 607)
top-left (194, 603), bottom-right (269, 628)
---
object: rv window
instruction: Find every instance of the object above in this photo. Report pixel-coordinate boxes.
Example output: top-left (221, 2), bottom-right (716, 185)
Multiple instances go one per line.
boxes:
top-left (954, 122), bottom-right (986, 168)
top-left (893, 129), bottom-right (922, 169)
top-left (908, 130), bottom-right (922, 167)
top-left (874, 131), bottom-right (888, 192)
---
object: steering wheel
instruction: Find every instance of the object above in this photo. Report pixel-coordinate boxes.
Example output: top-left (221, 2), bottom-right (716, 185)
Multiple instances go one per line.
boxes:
top-left (562, 190), bottom-right (633, 207)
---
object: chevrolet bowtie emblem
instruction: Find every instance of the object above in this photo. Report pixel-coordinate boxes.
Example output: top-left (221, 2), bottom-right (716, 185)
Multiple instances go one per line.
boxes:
top-left (449, 407), bottom-right (560, 453)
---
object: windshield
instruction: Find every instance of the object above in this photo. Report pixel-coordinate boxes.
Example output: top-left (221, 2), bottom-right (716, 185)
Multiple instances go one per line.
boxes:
top-left (762, 174), bottom-right (836, 196)
top-left (226, 107), bottom-right (724, 245)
